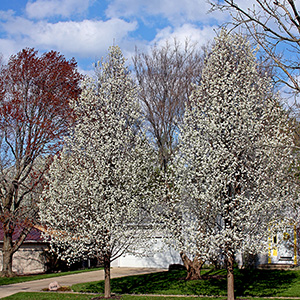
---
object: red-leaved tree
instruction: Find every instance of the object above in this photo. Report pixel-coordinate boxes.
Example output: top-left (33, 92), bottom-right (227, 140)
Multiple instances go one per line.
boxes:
top-left (0, 48), bottom-right (82, 277)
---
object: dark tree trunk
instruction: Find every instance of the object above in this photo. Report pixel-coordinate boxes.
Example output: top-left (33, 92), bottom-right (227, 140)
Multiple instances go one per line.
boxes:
top-left (1, 230), bottom-right (14, 277)
top-left (180, 252), bottom-right (204, 280)
top-left (103, 252), bottom-right (111, 298)
top-left (226, 254), bottom-right (235, 300)
top-left (1, 217), bottom-right (32, 277)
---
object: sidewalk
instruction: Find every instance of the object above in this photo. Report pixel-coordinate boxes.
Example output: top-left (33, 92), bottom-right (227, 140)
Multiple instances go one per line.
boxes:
top-left (0, 267), bottom-right (166, 299)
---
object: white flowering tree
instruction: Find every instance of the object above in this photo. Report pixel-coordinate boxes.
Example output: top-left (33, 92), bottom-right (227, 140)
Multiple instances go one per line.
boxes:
top-left (40, 46), bottom-right (159, 298)
top-left (174, 30), bottom-right (296, 300)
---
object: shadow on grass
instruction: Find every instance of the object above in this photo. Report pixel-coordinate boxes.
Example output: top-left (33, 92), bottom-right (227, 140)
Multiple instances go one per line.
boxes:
top-left (73, 268), bottom-right (300, 297)
top-left (234, 269), bottom-right (297, 297)
top-left (73, 270), bottom-right (228, 296)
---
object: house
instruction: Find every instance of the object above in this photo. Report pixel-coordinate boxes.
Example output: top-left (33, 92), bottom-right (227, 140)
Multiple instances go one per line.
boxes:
top-left (111, 238), bottom-right (181, 268)
top-left (266, 224), bottom-right (297, 266)
top-left (235, 224), bottom-right (298, 269)
top-left (0, 224), bottom-right (49, 275)
top-left (1, 221), bottom-right (295, 274)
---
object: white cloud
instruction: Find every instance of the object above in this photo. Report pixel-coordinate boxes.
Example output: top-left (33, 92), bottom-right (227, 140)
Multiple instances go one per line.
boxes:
top-left (0, 15), bottom-right (137, 58)
top-left (25, 0), bottom-right (93, 19)
top-left (2, 16), bottom-right (34, 36)
top-left (77, 65), bottom-right (96, 77)
top-left (0, 0), bottom-right (227, 72)
top-left (117, 24), bottom-right (219, 69)
top-left (106, 0), bottom-right (227, 25)
top-left (152, 24), bottom-right (217, 48)
top-left (0, 39), bottom-right (22, 62)
top-left (0, 10), bottom-right (16, 21)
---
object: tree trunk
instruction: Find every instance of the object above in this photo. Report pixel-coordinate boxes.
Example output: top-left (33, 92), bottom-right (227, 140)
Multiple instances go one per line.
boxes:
top-left (226, 254), bottom-right (235, 300)
top-left (1, 231), bottom-right (14, 277)
top-left (104, 252), bottom-right (111, 298)
top-left (180, 252), bottom-right (204, 280)
top-left (1, 217), bottom-right (32, 277)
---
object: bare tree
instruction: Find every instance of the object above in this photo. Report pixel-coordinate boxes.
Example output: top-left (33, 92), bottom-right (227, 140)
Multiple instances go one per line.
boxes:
top-left (211, 0), bottom-right (300, 96)
top-left (133, 39), bottom-right (210, 281)
top-left (133, 39), bottom-right (206, 171)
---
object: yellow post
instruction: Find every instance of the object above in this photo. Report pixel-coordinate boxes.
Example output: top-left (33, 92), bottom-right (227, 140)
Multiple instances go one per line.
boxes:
top-left (294, 224), bottom-right (297, 265)
top-left (268, 230), bottom-right (272, 264)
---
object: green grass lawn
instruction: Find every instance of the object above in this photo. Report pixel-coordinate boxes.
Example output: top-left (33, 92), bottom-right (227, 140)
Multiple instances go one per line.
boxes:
top-left (0, 267), bottom-right (103, 286)
top-left (72, 268), bottom-right (300, 297)
top-left (3, 268), bottom-right (300, 299)
top-left (2, 292), bottom-right (300, 300)
top-left (2, 293), bottom-right (93, 300)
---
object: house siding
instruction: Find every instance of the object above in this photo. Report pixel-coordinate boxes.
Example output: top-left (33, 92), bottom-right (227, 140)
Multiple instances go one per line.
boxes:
top-left (0, 242), bottom-right (49, 275)
top-left (112, 238), bottom-right (181, 268)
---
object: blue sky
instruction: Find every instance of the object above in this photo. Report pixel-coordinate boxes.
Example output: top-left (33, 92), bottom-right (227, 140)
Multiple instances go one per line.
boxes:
top-left (0, 0), bottom-right (242, 73)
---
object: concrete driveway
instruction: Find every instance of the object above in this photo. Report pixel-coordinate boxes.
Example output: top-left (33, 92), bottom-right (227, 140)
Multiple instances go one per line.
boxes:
top-left (0, 267), bottom-right (166, 299)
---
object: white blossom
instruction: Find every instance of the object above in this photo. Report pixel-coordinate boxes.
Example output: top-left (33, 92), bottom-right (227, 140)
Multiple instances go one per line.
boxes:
top-left (168, 30), bottom-right (297, 299)
top-left (39, 46), bottom-right (159, 298)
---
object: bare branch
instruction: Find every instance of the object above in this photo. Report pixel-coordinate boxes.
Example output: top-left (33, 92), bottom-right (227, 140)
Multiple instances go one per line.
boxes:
top-left (133, 39), bottom-right (206, 170)
top-left (211, 0), bottom-right (300, 94)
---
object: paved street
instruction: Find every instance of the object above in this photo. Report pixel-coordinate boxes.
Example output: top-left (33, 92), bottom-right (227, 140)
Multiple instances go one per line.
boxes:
top-left (0, 267), bottom-right (166, 299)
